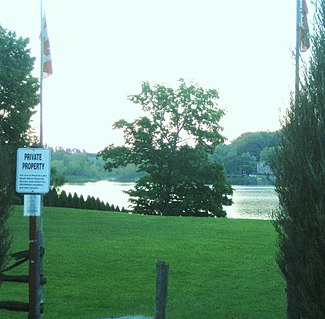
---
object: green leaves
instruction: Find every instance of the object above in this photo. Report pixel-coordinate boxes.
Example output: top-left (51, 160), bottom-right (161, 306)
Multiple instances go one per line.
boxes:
top-left (100, 79), bottom-right (232, 216)
top-left (99, 145), bottom-right (133, 172)
top-left (0, 25), bottom-right (39, 148)
top-left (273, 2), bottom-right (325, 317)
top-left (127, 79), bottom-right (225, 151)
top-left (0, 25), bottom-right (39, 274)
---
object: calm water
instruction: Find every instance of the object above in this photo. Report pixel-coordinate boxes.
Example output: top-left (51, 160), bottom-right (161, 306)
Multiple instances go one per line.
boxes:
top-left (226, 185), bottom-right (278, 220)
top-left (61, 181), bottom-right (278, 220)
top-left (61, 181), bottom-right (133, 210)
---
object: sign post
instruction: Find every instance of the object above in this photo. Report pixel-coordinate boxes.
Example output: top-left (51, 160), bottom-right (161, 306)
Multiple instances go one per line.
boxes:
top-left (16, 147), bottom-right (51, 319)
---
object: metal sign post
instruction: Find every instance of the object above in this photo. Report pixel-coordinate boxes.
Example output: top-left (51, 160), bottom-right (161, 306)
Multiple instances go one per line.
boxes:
top-left (16, 147), bottom-right (50, 319)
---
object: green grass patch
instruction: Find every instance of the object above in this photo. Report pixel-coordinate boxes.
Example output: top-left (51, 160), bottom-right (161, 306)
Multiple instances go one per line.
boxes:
top-left (1, 207), bottom-right (285, 318)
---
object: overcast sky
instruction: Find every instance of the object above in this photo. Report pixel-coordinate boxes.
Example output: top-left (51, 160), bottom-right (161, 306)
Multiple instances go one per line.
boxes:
top-left (1, 0), bottom-right (313, 153)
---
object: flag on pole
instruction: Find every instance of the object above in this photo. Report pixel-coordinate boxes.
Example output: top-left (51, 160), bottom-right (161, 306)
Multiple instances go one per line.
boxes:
top-left (300, 0), bottom-right (310, 52)
top-left (42, 15), bottom-right (53, 78)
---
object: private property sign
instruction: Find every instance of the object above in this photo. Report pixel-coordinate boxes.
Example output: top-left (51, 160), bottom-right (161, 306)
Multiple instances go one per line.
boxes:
top-left (16, 148), bottom-right (51, 194)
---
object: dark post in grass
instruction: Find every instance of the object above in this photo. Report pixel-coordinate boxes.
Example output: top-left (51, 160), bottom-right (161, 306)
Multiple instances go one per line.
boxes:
top-left (155, 260), bottom-right (169, 319)
top-left (0, 222), bottom-right (44, 317)
top-left (29, 221), bottom-right (43, 319)
top-left (29, 216), bottom-right (38, 318)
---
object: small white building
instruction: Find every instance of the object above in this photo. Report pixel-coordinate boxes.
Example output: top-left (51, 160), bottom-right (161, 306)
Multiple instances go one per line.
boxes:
top-left (257, 161), bottom-right (273, 175)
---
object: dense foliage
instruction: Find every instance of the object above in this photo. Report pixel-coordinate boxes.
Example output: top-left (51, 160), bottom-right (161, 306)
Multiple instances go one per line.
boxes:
top-left (50, 131), bottom-right (279, 186)
top-left (50, 147), bottom-right (142, 182)
top-left (100, 80), bottom-right (232, 217)
top-left (43, 189), bottom-right (126, 213)
top-left (0, 25), bottom-right (39, 272)
top-left (213, 131), bottom-right (280, 176)
top-left (273, 1), bottom-right (325, 317)
top-left (0, 26), bottom-right (39, 149)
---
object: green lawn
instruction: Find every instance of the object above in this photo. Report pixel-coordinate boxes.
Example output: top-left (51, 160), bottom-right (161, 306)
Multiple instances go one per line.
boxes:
top-left (1, 207), bottom-right (285, 319)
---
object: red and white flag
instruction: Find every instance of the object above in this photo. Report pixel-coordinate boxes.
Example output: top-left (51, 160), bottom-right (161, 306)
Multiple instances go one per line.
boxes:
top-left (42, 15), bottom-right (53, 78)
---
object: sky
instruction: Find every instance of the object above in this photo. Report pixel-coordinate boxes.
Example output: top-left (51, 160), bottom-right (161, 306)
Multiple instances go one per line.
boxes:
top-left (1, 0), bottom-right (314, 153)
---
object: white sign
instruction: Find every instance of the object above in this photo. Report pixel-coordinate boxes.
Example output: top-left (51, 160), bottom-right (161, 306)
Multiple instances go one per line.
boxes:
top-left (16, 148), bottom-right (51, 194)
top-left (24, 195), bottom-right (41, 216)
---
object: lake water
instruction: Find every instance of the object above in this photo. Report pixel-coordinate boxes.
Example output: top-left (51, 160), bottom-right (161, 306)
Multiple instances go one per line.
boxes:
top-left (61, 181), bottom-right (278, 220)
top-left (225, 185), bottom-right (278, 220)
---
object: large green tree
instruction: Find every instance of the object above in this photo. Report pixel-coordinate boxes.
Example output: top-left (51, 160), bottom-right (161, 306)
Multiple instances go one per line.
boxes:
top-left (0, 26), bottom-right (39, 149)
top-left (0, 25), bottom-right (39, 272)
top-left (100, 80), bottom-right (232, 217)
top-left (272, 1), bottom-right (325, 317)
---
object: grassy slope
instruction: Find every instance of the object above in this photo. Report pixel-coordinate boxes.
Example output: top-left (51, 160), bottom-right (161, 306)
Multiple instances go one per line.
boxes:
top-left (0, 207), bottom-right (285, 319)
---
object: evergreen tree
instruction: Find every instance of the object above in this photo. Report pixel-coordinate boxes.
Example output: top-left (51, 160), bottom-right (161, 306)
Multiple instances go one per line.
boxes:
top-left (58, 190), bottom-right (68, 208)
top-left (98, 201), bottom-right (104, 211)
top-left (67, 192), bottom-right (73, 208)
top-left (85, 195), bottom-right (94, 210)
top-left (273, 2), bottom-right (325, 317)
top-left (95, 198), bottom-right (101, 211)
top-left (72, 193), bottom-right (81, 209)
top-left (79, 195), bottom-right (86, 209)
top-left (44, 187), bottom-right (58, 207)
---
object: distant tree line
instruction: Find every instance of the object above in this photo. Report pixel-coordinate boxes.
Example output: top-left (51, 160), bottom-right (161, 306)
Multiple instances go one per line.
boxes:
top-left (43, 188), bottom-right (127, 213)
top-left (49, 147), bottom-right (142, 182)
top-left (50, 131), bottom-right (280, 185)
top-left (212, 131), bottom-right (280, 176)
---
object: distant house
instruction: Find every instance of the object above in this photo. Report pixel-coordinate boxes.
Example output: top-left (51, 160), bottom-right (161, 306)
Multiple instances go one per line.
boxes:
top-left (257, 161), bottom-right (273, 175)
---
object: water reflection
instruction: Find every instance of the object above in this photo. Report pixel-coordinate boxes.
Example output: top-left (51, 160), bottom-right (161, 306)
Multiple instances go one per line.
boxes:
top-left (61, 181), bottom-right (134, 210)
top-left (61, 182), bottom-right (278, 220)
top-left (225, 185), bottom-right (278, 220)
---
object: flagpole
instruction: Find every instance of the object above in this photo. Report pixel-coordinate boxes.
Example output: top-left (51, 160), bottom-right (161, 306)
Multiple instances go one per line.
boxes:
top-left (39, 0), bottom-right (44, 240)
top-left (40, 0), bottom-right (44, 147)
top-left (29, 3), bottom-right (44, 318)
top-left (295, 0), bottom-right (302, 105)
top-left (39, 1), bottom-right (45, 318)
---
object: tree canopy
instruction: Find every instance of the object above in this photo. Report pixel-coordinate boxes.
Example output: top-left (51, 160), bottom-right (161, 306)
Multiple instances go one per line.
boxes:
top-left (0, 25), bottom-right (39, 272)
top-left (100, 80), bottom-right (232, 217)
top-left (0, 26), bottom-right (39, 150)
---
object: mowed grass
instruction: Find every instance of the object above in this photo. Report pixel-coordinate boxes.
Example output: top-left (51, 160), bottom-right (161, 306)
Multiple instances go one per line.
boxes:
top-left (1, 207), bottom-right (285, 319)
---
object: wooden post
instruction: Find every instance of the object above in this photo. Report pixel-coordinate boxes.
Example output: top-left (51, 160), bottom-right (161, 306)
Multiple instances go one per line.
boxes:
top-left (29, 217), bottom-right (41, 319)
top-left (155, 260), bottom-right (169, 319)
top-left (37, 231), bottom-right (44, 317)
